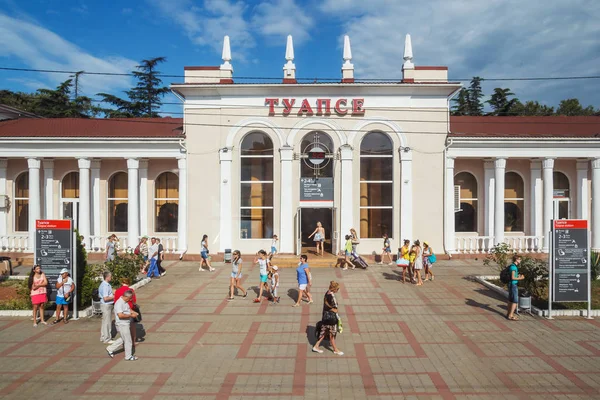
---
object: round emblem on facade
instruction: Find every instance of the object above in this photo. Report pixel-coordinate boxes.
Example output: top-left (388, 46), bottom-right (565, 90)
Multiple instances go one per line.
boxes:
top-left (307, 147), bottom-right (326, 165)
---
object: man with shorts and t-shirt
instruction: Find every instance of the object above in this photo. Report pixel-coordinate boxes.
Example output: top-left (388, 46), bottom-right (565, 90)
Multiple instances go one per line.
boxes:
top-left (506, 255), bottom-right (524, 321)
top-left (293, 255), bottom-right (313, 307)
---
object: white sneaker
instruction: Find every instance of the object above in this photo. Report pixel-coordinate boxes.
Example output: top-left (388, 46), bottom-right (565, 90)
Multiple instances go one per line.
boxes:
top-left (334, 351), bottom-right (344, 356)
top-left (160, 271), bottom-right (166, 277)
top-left (312, 347), bottom-right (324, 353)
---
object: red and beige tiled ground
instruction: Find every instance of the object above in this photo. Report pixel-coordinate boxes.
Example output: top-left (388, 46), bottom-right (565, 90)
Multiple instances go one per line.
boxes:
top-left (0, 259), bottom-right (599, 399)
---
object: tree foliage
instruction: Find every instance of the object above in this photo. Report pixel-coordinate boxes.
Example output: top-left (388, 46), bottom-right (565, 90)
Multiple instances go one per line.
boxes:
top-left (97, 57), bottom-right (170, 118)
top-left (467, 76), bottom-right (484, 116)
top-left (486, 88), bottom-right (518, 116)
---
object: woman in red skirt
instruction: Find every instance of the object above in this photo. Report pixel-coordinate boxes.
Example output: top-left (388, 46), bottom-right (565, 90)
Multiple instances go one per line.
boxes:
top-left (28, 265), bottom-right (48, 327)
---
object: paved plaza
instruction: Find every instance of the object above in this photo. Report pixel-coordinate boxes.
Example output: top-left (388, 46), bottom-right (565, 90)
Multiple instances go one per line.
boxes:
top-left (0, 259), bottom-right (599, 399)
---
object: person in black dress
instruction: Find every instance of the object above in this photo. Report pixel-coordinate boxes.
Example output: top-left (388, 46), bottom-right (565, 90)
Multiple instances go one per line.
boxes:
top-left (312, 281), bottom-right (343, 355)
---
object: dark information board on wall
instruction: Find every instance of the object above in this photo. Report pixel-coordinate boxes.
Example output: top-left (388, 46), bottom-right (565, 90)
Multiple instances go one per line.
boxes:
top-left (300, 177), bottom-right (334, 201)
top-left (35, 220), bottom-right (73, 301)
top-left (552, 219), bottom-right (589, 302)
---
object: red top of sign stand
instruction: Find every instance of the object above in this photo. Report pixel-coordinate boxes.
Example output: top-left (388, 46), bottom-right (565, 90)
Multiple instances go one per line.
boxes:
top-left (553, 219), bottom-right (588, 229)
top-left (36, 220), bottom-right (72, 230)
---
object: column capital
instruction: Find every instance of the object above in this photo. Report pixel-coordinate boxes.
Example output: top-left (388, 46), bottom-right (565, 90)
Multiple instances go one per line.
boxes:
top-left (530, 159), bottom-right (542, 169)
top-left (0, 159), bottom-right (7, 169)
top-left (42, 159), bottom-right (54, 169)
top-left (78, 158), bottom-right (91, 169)
top-left (542, 158), bottom-right (555, 169)
top-left (219, 148), bottom-right (233, 162)
top-left (90, 159), bottom-right (101, 169)
top-left (139, 159), bottom-right (149, 169)
top-left (340, 145), bottom-right (353, 161)
top-left (446, 157), bottom-right (455, 169)
top-left (592, 158), bottom-right (600, 169)
top-left (483, 159), bottom-right (495, 170)
top-left (279, 146), bottom-right (294, 161)
top-left (27, 158), bottom-right (41, 169)
top-left (126, 158), bottom-right (139, 169)
top-left (494, 158), bottom-right (506, 169)
top-left (177, 156), bottom-right (187, 170)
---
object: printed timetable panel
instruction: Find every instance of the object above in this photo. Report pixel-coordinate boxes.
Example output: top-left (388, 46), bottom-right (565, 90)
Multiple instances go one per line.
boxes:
top-left (35, 220), bottom-right (73, 301)
top-left (553, 219), bottom-right (589, 302)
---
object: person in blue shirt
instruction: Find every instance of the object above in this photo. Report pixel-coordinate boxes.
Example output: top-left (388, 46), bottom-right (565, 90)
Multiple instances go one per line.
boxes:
top-left (293, 255), bottom-right (313, 307)
top-left (507, 255), bottom-right (524, 321)
top-left (98, 271), bottom-right (115, 343)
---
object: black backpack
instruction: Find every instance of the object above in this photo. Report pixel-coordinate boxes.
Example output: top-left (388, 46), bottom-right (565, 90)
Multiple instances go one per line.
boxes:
top-left (92, 288), bottom-right (100, 302)
top-left (500, 266), bottom-right (512, 284)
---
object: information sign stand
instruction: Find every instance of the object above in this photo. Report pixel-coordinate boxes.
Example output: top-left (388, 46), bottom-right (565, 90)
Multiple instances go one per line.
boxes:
top-left (548, 219), bottom-right (593, 319)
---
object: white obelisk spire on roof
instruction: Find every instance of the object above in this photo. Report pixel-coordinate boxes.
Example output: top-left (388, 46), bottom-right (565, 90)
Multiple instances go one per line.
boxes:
top-left (342, 34), bottom-right (354, 82)
top-left (403, 33), bottom-right (414, 70)
top-left (283, 35), bottom-right (296, 81)
top-left (220, 35), bottom-right (232, 71)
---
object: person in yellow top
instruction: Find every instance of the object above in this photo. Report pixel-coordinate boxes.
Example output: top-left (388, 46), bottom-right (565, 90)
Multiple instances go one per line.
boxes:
top-left (342, 235), bottom-right (354, 270)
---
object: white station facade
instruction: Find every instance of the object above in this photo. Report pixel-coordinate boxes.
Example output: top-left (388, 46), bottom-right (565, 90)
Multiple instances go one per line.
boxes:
top-left (1, 34), bottom-right (600, 259)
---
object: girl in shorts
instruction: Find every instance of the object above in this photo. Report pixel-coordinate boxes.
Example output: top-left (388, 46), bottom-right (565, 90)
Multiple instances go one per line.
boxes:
top-left (200, 234), bottom-right (215, 272)
top-left (308, 222), bottom-right (325, 257)
top-left (378, 234), bottom-right (393, 265)
top-left (228, 250), bottom-right (247, 300)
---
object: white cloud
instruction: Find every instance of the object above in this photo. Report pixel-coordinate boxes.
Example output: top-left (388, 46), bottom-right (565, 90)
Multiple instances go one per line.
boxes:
top-left (149, 0), bottom-right (255, 61)
top-left (252, 0), bottom-right (314, 44)
top-left (0, 12), bottom-right (136, 96)
top-left (320, 0), bottom-right (600, 106)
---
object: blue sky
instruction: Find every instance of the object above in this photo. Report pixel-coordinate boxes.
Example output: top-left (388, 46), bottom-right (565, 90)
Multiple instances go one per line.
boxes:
top-left (1, 0), bottom-right (599, 116)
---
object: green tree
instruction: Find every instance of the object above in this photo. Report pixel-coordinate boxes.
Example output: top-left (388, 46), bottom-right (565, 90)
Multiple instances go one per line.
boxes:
top-left (510, 100), bottom-right (555, 116)
top-left (467, 76), bottom-right (484, 116)
top-left (98, 57), bottom-right (170, 118)
top-left (451, 88), bottom-right (469, 115)
top-left (556, 98), bottom-right (596, 116)
top-left (486, 88), bottom-right (519, 116)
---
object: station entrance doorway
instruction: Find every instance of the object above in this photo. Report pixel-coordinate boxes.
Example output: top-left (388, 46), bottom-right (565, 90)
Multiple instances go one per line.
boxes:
top-left (296, 208), bottom-right (336, 256)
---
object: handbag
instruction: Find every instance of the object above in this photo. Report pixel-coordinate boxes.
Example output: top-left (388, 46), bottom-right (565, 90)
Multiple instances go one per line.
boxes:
top-left (131, 303), bottom-right (142, 323)
top-left (428, 254), bottom-right (437, 264)
top-left (322, 310), bottom-right (338, 325)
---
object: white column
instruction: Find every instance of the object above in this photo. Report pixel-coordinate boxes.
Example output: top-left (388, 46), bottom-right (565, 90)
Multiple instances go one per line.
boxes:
top-left (219, 149), bottom-right (232, 252)
top-left (340, 145), bottom-right (354, 250)
top-left (483, 160), bottom-right (495, 237)
top-left (127, 158), bottom-right (140, 249)
top-left (27, 158), bottom-right (41, 250)
top-left (542, 158), bottom-right (554, 251)
top-left (494, 158), bottom-right (506, 246)
top-left (400, 153), bottom-right (413, 243)
top-left (444, 157), bottom-right (455, 253)
top-left (139, 159), bottom-right (148, 236)
top-left (530, 160), bottom-right (543, 238)
top-left (279, 146), bottom-right (294, 253)
top-left (91, 160), bottom-right (101, 237)
top-left (592, 158), bottom-right (600, 250)
top-left (0, 159), bottom-right (7, 236)
top-left (43, 159), bottom-right (54, 219)
top-left (576, 160), bottom-right (589, 220)
top-left (177, 156), bottom-right (188, 253)
top-left (78, 158), bottom-right (91, 249)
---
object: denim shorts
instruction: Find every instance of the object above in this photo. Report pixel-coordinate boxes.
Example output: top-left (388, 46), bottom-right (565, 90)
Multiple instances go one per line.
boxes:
top-left (271, 246), bottom-right (277, 254)
top-left (231, 272), bottom-right (242, 279)
top-left (201, 251), bottom-right (208, 260)
top-left (508, 283), bottom-right (519, 304)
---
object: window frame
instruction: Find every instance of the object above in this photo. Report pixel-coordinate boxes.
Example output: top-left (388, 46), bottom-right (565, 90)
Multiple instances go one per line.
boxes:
top-left (13, 171), bottom-right (29, 232)
top-left (359, 131), bottom-right (394, 239)
top-left (154, 171), bottom-right (179, 233)
top-left (239, 132), bottom-right (274, 239)
top-left (504, 171), bottom-right (525, 232)
top-left (454, 171), bottom-right (478, 233)
top-left (107, 171), bottom-right (128, 233)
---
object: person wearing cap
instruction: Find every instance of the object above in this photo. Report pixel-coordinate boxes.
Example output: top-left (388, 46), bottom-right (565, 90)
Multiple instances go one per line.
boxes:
top-left (269, 265), bottom-right (280, 303)
top-left (53, 268), bottom-right (75, 324)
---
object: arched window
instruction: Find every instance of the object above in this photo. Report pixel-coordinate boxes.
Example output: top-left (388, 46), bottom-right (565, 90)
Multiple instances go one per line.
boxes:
top-left (240, 132), bottom-right (274, 238)
top-left (14, 172), bottom-right (29, 232)
top-left (301, 131), bottom-right (334, 178)
top-left (108, 172), bottom-right (128, 232)
top-left (61, 172), bottom-right (80, 228)
top-left (505, 172), bottom-right (524, 232)
top-left (454, 172), bottom-right (478, 232)
top-left (553, 171), bottom-right (570, 219)
top-left (360, 131), bottom-right (393, 238)
top-left (155, 172), bottom-right (179, 232)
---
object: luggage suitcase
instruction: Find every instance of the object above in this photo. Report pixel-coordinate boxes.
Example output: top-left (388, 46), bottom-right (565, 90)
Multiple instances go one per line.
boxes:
top-left (351, 254), bottom-right (369, 269)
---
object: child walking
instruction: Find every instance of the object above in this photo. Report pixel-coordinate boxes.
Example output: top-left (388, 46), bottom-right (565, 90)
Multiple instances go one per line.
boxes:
top-left (378, 234), bottom-right (393, 265)
top-left (270, 265), bottom-right (280, 303)
top-left (269, 235), bottom-right (278, 260)
top-left (254, 250), bottom-right (270, 303)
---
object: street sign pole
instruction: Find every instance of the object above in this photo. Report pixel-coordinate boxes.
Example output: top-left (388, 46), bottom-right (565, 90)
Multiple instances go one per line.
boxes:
top-left (587, 230), bottom-right (593, 320)
top-left (72, 230), bottom-right (78, 320)
top-left (548, 228), bottom-right (554, 319)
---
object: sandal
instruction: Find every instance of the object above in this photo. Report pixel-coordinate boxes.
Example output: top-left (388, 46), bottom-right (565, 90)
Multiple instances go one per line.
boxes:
top-left (507, 315), bottom-right (519, 321)
top-left (253, 298), bottom-right (261, 303)
top-left (52, 319), bottom-right (61, 325)
top-left (63, 319), bottom-right (69, 324)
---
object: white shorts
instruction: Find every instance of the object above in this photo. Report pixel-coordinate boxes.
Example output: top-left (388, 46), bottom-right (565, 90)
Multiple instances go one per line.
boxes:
top-left (298, 284), bottom-right (307, 291)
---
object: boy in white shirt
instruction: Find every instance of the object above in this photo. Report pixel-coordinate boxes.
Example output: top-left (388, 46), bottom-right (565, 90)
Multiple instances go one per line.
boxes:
top-left (269, 265), bottom-right (280, 303)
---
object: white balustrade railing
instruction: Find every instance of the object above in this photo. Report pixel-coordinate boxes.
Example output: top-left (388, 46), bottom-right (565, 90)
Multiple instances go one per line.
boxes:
top-left (455, 236), bottom-right (495, 254)
top-left (0, 235), bottom-right (29, 252)
top-left (455, 235), bottom-right (545, 254)
top-left (85, 235), bottom-right (177, 254)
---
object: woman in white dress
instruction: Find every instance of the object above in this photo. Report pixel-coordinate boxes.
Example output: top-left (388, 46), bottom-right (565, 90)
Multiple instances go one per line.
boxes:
top-left (412, 240), bottom-right (424, 286)
top-left (308, 222), bottom-right (326, 256)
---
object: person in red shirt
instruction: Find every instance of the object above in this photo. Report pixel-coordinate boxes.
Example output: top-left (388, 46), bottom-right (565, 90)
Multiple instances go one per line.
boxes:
top-left (113, 278), bottom-right (139, 342)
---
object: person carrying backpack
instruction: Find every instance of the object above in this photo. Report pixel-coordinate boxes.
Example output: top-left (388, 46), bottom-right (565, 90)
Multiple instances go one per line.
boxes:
top-left (505, 255), bottom-right (524, 321)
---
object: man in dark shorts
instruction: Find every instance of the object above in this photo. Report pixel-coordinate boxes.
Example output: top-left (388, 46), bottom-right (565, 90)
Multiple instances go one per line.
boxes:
top-left (507, 255), bottom-right (524, 321)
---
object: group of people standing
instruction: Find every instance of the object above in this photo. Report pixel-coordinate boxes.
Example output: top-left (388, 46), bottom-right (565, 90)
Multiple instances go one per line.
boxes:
top-left (27, 265), bottom-right (75, 326)
top-left (397, 239), bottom-right (436, 285)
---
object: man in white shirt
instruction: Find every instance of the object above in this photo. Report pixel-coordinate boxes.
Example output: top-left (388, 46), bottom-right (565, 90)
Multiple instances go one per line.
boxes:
top-left (106, 290), bottom-right (139, 361)
top-left (146, 237), bottom-right (160, 278)
top-left (98, 271), bottom-right (114, 344)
